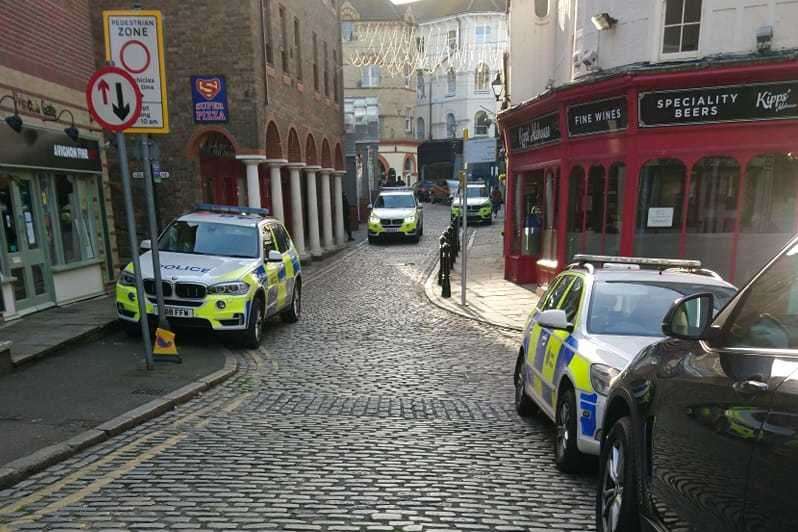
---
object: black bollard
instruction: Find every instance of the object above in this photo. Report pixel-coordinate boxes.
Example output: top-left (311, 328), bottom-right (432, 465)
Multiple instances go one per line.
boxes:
top-left (441, 242), bottom-right (451, 298)
top-left (438, 235), bottom-right (446, 286)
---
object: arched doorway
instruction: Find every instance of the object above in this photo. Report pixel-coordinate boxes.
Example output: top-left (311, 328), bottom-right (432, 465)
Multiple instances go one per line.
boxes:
top-left (197, 132), bottom-right (241, 206)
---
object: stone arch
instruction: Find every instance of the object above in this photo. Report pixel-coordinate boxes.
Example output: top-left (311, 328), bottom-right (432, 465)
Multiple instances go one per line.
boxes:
top-left (305, 134), bottom-right (318, 166)
top-left (288, 128), bottom-right (303, 163)
top-left (334, 143), bottom-right (344, 171)
top-left (266, 121), bottom-right (283, 159)
top-left (321, 138), bottom-right (332, 169)
top-left (185, 127), bottom-right (240, 159)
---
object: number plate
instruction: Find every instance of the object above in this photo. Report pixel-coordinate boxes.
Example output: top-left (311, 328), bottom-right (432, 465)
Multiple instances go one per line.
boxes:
top-left (153, 305), bottom-right (194, 318)
top-left (384, 227), bottom-right (401, 233)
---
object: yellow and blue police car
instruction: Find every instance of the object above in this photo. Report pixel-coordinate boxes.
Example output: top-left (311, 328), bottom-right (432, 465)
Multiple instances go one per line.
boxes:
top-left (513, 255), bottom-right (736, 472)
top-left (116, 204), bottom-right (301, 348)
top-left (450, 182), bottom-right (492, 225)
top-left (368, 188), bottom-right (424, 243)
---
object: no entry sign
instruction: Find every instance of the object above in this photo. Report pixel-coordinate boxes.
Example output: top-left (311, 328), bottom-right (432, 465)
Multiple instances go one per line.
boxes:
top-left (103, 10), bottom-right (169, 134)
top-left (86, 67), bottom-right (143, 132)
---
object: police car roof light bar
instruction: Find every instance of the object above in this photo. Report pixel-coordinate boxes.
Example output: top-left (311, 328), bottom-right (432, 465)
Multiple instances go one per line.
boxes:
top-left (571, 254), bottom-right (702, 271)
top-left (193, 203), bottom-right (271, 218)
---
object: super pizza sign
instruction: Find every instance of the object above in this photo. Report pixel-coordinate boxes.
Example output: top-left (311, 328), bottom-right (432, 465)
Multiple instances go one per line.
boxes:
top-left (103, 10), bottom-right (170, 134)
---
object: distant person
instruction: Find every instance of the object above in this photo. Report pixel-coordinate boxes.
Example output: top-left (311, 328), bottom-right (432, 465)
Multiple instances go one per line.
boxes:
top-left (397, 177), bottom-right (406, 187)
top-left (342, 193), bottom-right (354, 241)
top-left (491, 187), bottom-right (503, 218)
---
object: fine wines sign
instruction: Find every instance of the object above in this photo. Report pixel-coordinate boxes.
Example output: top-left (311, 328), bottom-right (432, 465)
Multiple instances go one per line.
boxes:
top-left (639, 81), bottom-right (798, 127)
top-left (568, 97), bottom-right (628, 137)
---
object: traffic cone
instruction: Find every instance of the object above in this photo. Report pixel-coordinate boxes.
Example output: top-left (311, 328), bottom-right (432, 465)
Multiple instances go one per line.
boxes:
top-left (153, 327), bottom-right (181, 363)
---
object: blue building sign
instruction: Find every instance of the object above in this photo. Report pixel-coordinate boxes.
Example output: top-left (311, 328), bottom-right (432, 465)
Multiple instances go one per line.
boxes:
top-left (191, 75), bottom-right (229, 123)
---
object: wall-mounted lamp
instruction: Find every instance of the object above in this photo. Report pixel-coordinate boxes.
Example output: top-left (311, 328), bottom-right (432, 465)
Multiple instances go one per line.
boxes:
top-left (757, 25), bottom-right (773, 53)
top-left (0, 95), bottom-right (23, 133)
top-left (44, 109), bottom-right (79, 142)
top-left (591, 13), bottom-right (617, 31)
top-left (490, 72), bottom-right (505, 103)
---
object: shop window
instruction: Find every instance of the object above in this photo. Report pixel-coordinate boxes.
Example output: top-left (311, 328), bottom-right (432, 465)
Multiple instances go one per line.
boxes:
top-left (474, 111), bottom-right (490, 136)
top-left (663, 0), bottom-right (702, 55)
top-left (535, 0), bottom-right (549, 19)
top-left (521, 170), bottom-right (545, 257)
top-left (736, 154), bottom-right (798, 283)
top-left (605, 163), bottom-right (625, 256)
top-left (684, 157), bottom-right (739, 280)
top-left (567, 166), bottom-right (586, 262)
top-left (634, 159), bottom-right (686, 260)
top-left (45, 175), bottom-right (102, 265)
top-left (0, 176), bottom-right (18, 254)
top-left (542, 169), bottom-right (559, 262)
top-left (585, 166), bottom-right (606, 255)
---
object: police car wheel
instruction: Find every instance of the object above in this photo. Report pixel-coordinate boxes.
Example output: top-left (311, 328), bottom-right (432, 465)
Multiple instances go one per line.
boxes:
top-left (555, 387), bottom-right (588, 473)
top-left (514, 351), bottom-right (536, 417)
top-left (281, 282), bottom-right (301, 323)
top-left (242, 298), bottom-right (264, 349)
top-left (596, 417), bottom-right (641, 532)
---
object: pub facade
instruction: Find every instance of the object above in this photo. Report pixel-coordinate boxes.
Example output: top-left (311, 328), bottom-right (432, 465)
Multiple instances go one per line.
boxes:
top-left (499, 57), bottom-right (798, 287)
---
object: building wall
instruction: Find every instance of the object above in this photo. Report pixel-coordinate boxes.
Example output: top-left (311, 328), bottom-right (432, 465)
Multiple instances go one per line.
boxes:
top-left (415, 12), bottom-right (508, 142)
top-left (91, 0), bottom-right (344, 259)
top-left (509, 0), bottom-right (798, 104)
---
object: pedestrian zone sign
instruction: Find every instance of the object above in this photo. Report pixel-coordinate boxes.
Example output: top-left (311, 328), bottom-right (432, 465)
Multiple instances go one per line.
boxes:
top-left (103, 10), bottom-right (170, 134)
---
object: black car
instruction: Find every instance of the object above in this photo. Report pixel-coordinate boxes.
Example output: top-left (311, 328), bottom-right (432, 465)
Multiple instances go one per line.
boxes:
top-left (597, 236), bottom-right (798, 532)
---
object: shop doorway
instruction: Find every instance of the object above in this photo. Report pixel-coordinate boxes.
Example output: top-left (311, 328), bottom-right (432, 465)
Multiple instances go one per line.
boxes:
top-left (0, 172), bottom-right (54, 313)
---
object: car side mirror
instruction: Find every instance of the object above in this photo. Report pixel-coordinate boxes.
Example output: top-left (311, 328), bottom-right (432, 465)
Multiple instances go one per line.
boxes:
top-left (537, 309), bottom-right (573, 332)
top-left (267, 250), bottom-right (283, 263)
top-left (367, 203), bottom-right (373, 209)
top-left (662, 292), bottom-right (714, 341)
top-left (140, 239), bottom-right (151, 251)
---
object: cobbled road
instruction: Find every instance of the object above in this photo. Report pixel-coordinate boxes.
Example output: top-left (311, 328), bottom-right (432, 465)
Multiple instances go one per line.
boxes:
top-left (0, 205), bottom-right (595, 531)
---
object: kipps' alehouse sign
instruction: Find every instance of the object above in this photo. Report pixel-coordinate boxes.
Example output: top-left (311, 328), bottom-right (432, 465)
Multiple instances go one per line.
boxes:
top-left (509, 112), bottom-right (561, 152)
top-left (639, 80), bottom-right (798, 127)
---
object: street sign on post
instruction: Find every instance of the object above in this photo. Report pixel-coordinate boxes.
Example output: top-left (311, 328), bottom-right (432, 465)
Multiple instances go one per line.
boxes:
top-left (103, 10), bottom-right (169, 134)
top-left (86, 67), bottom-right (153, 370)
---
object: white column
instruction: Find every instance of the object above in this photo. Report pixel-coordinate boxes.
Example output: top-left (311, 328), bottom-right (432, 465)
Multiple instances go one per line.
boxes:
top-left (235, 155), bottom-right (266, 208)
top-left (334, 171), bottom-right (346, 246)
top-left (320, 168), bottom-right (335, 250)
top-left (305, 166), bottom-right (323, 257)
top-left (288, 163), bottom-right (307, 258)
top-left (266, 159), bottom-right (287, 221)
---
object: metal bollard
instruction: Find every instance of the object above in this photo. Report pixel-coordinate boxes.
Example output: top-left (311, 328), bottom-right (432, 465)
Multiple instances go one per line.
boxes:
top-left (438, 235), bottom-right (446, 286)
top-left (441, 242), bottom-right (451, 298)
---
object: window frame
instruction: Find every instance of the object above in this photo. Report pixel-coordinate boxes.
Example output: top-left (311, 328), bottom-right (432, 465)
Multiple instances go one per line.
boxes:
top-left (446, 113), bottom-right (457, 139)
top-left (43, 173), bottom-right (104, 268)
top-left (660, 0), bottom-right (704, 60)
top-left (474, 111), bottom-right (490, 136)
top-left (447, 68), bottom-right (456, 96)
top-left (474, 63), bottom-right (490, 93)
top-left (534, 0), bottom-right (550, 19)
top-left (361, 65), bottom-right (381, 88)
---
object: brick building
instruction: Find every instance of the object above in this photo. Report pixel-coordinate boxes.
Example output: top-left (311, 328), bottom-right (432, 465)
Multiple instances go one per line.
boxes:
top-left (91, 0), bottom-right (346, 260)
top-left (0, 0), bottom-right (117, 319)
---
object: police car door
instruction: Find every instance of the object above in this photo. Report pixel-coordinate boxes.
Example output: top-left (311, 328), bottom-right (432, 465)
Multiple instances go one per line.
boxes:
top-left (526, 274), bottom-right (574, 414)
top-left (271, 224), bottom-right (294, 311)
top-left (262, 225), bottom-right (282, 317)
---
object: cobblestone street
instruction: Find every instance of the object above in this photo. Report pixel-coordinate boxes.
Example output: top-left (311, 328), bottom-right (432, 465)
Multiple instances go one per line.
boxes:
top-left (0, 205), bottom-right (595, 532)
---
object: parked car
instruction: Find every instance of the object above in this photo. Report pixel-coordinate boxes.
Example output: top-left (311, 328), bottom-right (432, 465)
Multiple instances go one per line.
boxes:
top-left (367, 188), bottom-right (423, 244)
top-left (429, 180), bottom-right (451, 204)
top-left (514, 255), bottom-right (736, 472)
top-left (415, 180), bottom-right (434, 202)
top-left (597, 236), bottom-right (798, 532)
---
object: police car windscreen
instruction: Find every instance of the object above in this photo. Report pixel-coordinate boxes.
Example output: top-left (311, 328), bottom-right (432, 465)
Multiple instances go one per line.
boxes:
top-left (159, 221), bottom-right (259, 258)
top-left (375, 194), bottom-right (415, 209)
top-left (587, 281), bottom-right (736, 337)
top-left (466, 186), bottom-right (488, 198)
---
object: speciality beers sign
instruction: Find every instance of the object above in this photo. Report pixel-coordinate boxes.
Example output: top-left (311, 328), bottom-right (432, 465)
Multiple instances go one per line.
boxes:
top-left (640, 81), bottom-right (798, 127)
top-left (509, 112), bottom-right (560, 152)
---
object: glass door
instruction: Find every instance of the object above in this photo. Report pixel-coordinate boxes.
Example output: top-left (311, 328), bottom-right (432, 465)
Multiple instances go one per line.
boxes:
top-left (0, 171), bottom-right (54, 313)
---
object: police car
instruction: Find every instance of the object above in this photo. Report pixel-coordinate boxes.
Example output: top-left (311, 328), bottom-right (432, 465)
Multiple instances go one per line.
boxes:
top-left (115, 204), bottom-right (301, 348)
top-left (367, 188), bottom-right (423, 243)
top-left (451, 182), bottom-right (492, 224)
top-left (513, 255), bottom-right (736, 472)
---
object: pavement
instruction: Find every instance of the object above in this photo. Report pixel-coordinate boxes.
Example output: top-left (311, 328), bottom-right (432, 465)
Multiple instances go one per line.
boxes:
top-left (425, 211), bottom-right (539, 331)
top-left (0, 296), bottom-right (117, 367)
top-left (0, 204), bottom-right (595, 532)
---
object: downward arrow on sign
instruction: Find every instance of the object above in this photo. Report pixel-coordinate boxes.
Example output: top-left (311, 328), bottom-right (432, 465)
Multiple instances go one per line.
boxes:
top-left (112, 82), bottom-right (130, 120)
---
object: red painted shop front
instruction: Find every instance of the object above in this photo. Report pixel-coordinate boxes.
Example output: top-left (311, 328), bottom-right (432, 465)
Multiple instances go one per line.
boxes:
top-left (500, 58), bottom-right (798, 287)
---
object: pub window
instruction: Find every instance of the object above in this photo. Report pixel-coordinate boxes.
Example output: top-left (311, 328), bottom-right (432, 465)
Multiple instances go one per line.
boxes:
top-left (535, 0), bottom-right (549, 18)
top-left (684, 157), bottom-right (739, 280)
top-left (566, 166), bottom-right (586, 262)
top-left (663, 0), bottom-right (702, 54)
top-left (584, 165), bottom-right (606, 255)
top-left (542, 169), bottom-right (559, 262)
top-left (634, 158), bottom-right (686, 259)
top-left (605, 163), bottom-right (625, 256)
top-left (736, 154), bottom-right (798, 283)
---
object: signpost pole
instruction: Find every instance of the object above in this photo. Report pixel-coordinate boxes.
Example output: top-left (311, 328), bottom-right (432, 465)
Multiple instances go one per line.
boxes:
top-left (461, 130), bottom-right (469, 307)
top-left (117, 132), bottom-right (153, 369)
top-left (141, 135), bottom-right (169, 335)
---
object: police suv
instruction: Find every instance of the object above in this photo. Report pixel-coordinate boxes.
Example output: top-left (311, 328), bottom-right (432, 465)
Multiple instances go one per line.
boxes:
top-left (451, 182), bottom-right (492, 224)
top-left (513, 255), bottom-right (736, 472)
top-left (116, 204), bottom-right (301, 348)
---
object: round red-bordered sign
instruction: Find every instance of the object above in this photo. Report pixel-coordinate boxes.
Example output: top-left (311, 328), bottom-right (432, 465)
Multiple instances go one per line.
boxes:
top-left (85, 66), bottom-right (143, 132)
